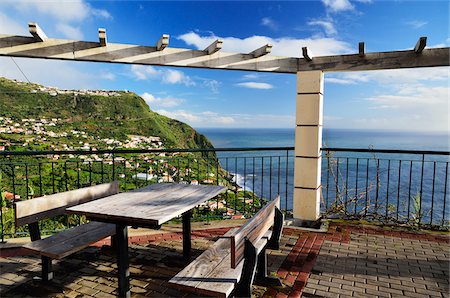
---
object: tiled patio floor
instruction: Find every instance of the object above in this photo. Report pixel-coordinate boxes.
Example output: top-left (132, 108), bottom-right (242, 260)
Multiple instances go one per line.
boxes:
top-left (0, 222), bottom-right (448, 298)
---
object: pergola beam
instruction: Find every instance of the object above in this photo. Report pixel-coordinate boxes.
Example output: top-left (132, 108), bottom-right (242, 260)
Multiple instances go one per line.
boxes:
top-left (414, 37), bottom-right (427, 53)
top-left (302, 47), bottom-right (312, 62)
top-left (249, 44), bottom-right (272, 58)
top-left (204, 39), bottom-right (223, 55)
top-left (98, 28), bottom-right (107, 47)
top-left (0, 31), bottom-right (448, 73)
top-left (28, 23), bottom-right (47, 42)
top-left (358, 42), bottom-right (365, 57)
top-left (156, 34), bottom-right (169, 51)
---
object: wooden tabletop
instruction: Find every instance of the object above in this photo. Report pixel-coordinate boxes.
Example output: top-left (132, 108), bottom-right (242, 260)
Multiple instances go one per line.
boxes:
top-left (66, 183), bottom-right (227, 227)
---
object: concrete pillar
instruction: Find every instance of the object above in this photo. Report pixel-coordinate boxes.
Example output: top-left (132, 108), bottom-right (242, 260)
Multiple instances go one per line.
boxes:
top-left (293, 71), bottom-right (323, 221)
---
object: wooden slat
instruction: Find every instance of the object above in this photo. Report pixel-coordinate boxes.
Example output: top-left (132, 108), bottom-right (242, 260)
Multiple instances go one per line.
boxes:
top-left (67, 183), bottom-right (227, 226)
top-left (15, 181), bottom-right (119, 227)
top-left (204, 39), bottom-right (223, 55)
top-left (28, 23), bottom-right (47, 42)
top-left (169, 229), bottom-right (269, 297)
top-left (414, 36), bottom-right (427, 53)
top-left (98, 28), bottom-right (107, 47)
top-left (229, 196), bottom-right (280, 268)
top-left (249, 44), bottom-right (272, 58)
top-left (1, 33), bottom-right (446, 73)
top-left (302, 47), bottom-right (312, 62)
top-left (359, 42), bottom-right (365, 57)
top-left (157, 34), bottom-right (169, 51)
top-left (22, 221), bottom-right (115, 259)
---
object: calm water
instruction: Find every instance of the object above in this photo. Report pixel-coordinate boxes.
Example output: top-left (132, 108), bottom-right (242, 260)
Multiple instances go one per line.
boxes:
top-left (197, 128), bottom-right (450, 225)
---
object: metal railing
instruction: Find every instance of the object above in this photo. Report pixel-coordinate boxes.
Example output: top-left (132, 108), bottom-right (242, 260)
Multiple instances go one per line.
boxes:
top-left (0, 147), bottom-right (294, 240)
top-left (0, 147), bottom-right (448, 240)
top-left (322, 148), bottom-right (449, 228)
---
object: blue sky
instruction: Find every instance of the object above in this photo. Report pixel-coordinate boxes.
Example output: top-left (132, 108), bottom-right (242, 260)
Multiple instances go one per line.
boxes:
top-left (0, 0), bottom-right (448, 132)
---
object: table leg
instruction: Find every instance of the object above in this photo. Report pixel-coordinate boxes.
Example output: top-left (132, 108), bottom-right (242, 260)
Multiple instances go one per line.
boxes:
top-left (116, 224), bottom-right (130, 298)
top-left (182, 210), bottom-right (192, 261)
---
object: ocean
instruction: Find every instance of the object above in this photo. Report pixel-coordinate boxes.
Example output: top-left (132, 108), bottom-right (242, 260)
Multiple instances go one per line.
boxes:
top-left (197, 128), bottom-right (450, 225)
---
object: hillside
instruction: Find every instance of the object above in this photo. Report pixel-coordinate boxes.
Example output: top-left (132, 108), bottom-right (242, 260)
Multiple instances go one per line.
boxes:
top-left (0, 77), bottom-right (213, 151)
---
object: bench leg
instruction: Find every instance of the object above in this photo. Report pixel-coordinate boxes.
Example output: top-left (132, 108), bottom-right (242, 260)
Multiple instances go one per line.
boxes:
top-left (116, 224), bottom-right (130, 298)
top-left (234, 239), bottom-right (257, 298)
top-left (41, 256), bottom-right (53, 282)
top-left (182, 210), bottom-right (192, 261)
top-left (267, 207), bottom-right (284, 250)
top-left (254, 248), bottom-right (282, 287)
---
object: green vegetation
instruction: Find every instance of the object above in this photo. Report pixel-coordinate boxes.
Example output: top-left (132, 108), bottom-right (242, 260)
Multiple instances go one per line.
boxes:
top-left (0, 77), bottom-right (213, 151)
top-left (0, 77), bottom-right (263, 238)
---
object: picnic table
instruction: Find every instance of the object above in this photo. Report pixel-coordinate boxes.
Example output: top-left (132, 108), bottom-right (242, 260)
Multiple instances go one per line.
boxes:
top-left (67, 183), bottom-right (227, 298)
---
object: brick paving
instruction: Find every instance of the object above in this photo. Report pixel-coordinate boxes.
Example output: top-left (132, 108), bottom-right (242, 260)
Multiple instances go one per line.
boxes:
top-left (0, 223), bottom-right (448, 298)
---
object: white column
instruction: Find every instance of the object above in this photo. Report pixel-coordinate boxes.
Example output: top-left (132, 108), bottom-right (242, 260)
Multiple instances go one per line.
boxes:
top-left (293, 71), bottom-right (323, 221)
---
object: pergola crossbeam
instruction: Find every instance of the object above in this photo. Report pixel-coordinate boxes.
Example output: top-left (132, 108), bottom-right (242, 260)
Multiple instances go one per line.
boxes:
top-left (414, 37), bottom-right (427, 53)
top-left (249, 44), bottom-right (272, 58)
top-left (157, 34), bottom-right (169, 51)
top-left (302, 47), bottom-right (312, 62)
top-left (204, 39), bottom-right (223, 55)
top-left (358, 42), bottom-right (365, 57)
top-left (98, 28), bottom-right (107, 47)
top-left (28, 23), bottom-right (47, 42)
top-left (0, 24), bottom-right (448, 73)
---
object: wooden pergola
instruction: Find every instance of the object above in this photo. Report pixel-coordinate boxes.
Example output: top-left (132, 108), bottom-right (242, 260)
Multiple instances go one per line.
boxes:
top-left (1, 23), bottom-right (449, 223)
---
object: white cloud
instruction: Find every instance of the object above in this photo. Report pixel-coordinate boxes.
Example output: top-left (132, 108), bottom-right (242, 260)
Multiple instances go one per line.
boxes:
top-left (242, 74), bottom-right (259, 80)
top-left (321, 0), bottom-right (354, 12)
top-left (308, 20), bottom-right (337, 36)
top-left (100, 72), bottom-right (116, 81)
top-left (325, 77), bottom-right (356, 85)
top-left (154, 109), bottom-right (296, 128)
top-left (130, 66), bottom-right (195, 86)
top-left (333, 67), bottom-right (449, 85)
top-left (261, 17), bottom-right (278, 30)
top-left (130, 65), bottom-right (159, 80)
top-left (178, 32), bottom-right (352, 57)
top-left (6, 0), bottom-right (111, 22)
top-left (405, 20), bottom-right (428, 29)
top-left (56, 23), bottom-right (83, 40)
top-left (141, 92), bottom-right (184, 108)
top-left (202, 79), bottom-right (221, 94)
top-left (236, 82), bottom-right (274, 90)
top-left (162, 69), bottom-right (195, 86)
top-left (366, 86), bottom-right (448, 109)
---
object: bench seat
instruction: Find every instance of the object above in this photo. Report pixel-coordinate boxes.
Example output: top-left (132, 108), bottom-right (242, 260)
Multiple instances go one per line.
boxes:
top-left (170, 229), bottom-right (271, 298)
top-left (23, 221), bottom-right (115, 259)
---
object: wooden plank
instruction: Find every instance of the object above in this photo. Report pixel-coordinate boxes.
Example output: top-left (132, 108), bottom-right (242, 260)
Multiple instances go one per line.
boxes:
top-left (15, 181), bottom-right (119, 227)
top-left (169, 229), bottom-right (269, 297)
top-left (229, 196), bottom-right (280, 268)
top-left (415, 36), bottom-right (427, 53)
top-left (204, 39), bottom-right (223, 55)
top-left (249, 44), bottom-right (272, 58)
top-left (302, 47), bottom-right (312, 62)
top-left (359, 42), bottom-right (365, 57)
top-left (67, 184), bottom-right (227, 226)
top-left (22, 221), bottom-right (115, 259)
top-left (98, 28), bottom-right (107, 47)
top-left (28, 23), bottom-right (47, 42)
top-left (195, 237), bottom-right (268, 298)
top-left (157, 34), bottom-right (169, 51)
top-left (169, 228), bottom-right (237, 294)
top-left (2, 34), bottom-right (446, 72)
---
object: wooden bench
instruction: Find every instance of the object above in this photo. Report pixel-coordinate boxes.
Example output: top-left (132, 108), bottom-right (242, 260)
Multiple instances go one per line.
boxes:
top-left (169, 195), bottom-right (284, 297)
top-left (15, 181), bottom-right (120, 282)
